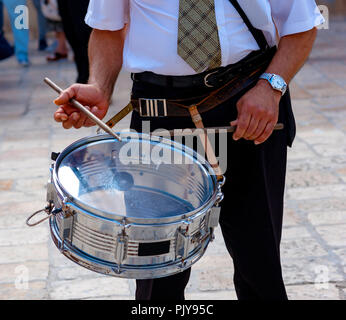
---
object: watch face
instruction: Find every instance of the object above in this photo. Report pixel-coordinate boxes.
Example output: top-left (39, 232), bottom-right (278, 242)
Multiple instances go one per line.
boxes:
top-left (272, 76), bottom-right (285, 89)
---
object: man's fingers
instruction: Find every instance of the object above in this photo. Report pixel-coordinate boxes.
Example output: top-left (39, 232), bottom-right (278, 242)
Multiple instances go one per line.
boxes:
top-left (84, 106), bottom-right (107, 127)
top-left (54, 110), bottom-right (68, 122)
top-left (233, 113), bottom-right (251, 141)
top-left (254, 122), bottom-right (276, 145)
top-left (73, 113), bottom-right (87, 129)
top-left (54, 104), bottom-right (80, 118)
top-left (54, 105), bottom-right (78, 125)
top-left (84, 106), bottom-right (98, 127)
top-left (54, 91), bottom-right (72, 106)
top-left (248, 119), bottom-right (268, 141)
top-left (62, 112), bottom-right (79, 129)
top-left (230, 120), bottom-right (238, 127)
top-left (243, 117), bottom-right (260, 140)
top-left (54, 85), bottom-right (79, 106)
top-left (51, 83), bottom-right (110, 130)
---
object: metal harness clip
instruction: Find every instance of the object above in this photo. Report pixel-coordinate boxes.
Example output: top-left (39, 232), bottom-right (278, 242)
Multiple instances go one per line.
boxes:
top-left (138, 98), bottom-right (168, 117)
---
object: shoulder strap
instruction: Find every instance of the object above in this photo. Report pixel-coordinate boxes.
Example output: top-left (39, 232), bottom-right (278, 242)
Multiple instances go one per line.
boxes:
top-left (228, 0), bottom-right (269, 51)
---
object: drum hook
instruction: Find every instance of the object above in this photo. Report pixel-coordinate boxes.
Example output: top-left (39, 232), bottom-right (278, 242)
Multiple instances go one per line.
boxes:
top-left (215, 192), bottom-right (224, 207)
top-left (217, 175), bottom-right (226, 188)
top-left (26, 202), bottom-right (62, 227)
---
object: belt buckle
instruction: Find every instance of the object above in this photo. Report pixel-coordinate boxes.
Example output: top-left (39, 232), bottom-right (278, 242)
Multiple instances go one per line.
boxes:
top-left (204, 70), bottom-right (219, 88)
top-left (138, 98), bottom-right (168, 117)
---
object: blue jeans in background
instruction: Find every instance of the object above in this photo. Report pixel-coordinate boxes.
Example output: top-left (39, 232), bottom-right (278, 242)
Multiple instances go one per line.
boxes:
top-left (2, 0), bottom-right (29, 62)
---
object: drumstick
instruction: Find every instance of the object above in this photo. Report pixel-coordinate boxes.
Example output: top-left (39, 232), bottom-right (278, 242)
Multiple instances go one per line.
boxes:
top-left (44, 77), bottom-right (122, 142)
top-left (153, 123), bottom-right (284, 137)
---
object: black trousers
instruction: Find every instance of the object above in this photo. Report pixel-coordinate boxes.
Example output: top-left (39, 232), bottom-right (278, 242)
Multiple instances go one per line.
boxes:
top-left (57, 0), bottom-right (91, 84)
top-left (130, 78), bottom-right (295, 301)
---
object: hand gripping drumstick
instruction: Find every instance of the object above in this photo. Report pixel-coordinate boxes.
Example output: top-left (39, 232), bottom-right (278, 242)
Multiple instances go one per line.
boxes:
top-left (44, 78), bottom-right (122, 142)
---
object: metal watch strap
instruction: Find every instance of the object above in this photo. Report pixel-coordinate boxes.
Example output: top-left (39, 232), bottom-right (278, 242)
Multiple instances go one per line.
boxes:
top-left (259, 73), bottom-right (272, 82)
top-left (259, 73), bottom-right (287, 96)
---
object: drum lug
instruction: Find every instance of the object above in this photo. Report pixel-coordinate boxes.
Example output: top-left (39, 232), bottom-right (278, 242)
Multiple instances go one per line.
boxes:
top-left (115, 233), bottom-right (128, 266)
top-left (206, 188), bottom-right (224, 230)
top-left (176, 219), bottom-right (191, 260)
top-left (58, 205), bottom-right (75, 251)
top-left (114, 219), bottom-right (130, 268)
top-left (46, 165), bottom-right (57, 204)
top-left (176, 231), bottom-right (190, 260)
top-left (206, 206), bottom-right (221, 229)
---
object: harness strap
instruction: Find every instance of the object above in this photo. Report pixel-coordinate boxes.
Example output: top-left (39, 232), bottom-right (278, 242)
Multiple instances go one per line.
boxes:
top-left (228, 0), bottom-right (269, 51)
top-left (188, 105), bottom-right (224, 181)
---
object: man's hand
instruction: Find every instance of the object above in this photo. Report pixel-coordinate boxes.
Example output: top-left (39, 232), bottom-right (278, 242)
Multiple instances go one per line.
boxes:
top-left (53, 28), bottom-right (126, 130)
top-left (54, 83), bottom-right (109, 129)
top-left (230, 28), bottom-right (318, 145)
top-left (231, 80), bottom-right (282, 145)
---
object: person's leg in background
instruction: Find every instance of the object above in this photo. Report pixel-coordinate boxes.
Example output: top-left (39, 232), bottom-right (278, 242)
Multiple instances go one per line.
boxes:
top-left (2, 0), bottom-right (29, 66)
top-left (46, 24), bottom-right (68, 62)
top-left (0, 0), bottom-right (14, 61)
top-left (57, 0), bottom-right (91, 83)
top-left (0, 0), bottom-right (15, 61)
top-left (31, 0), bottom-right (47, 50)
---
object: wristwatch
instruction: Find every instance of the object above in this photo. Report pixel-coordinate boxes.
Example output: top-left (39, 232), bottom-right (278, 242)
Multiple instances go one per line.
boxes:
top-left (259, 73), bottom-right (287, 96)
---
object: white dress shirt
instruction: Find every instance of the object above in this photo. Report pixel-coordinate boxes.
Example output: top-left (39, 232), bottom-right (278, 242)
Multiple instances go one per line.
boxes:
top-left (85, 0), bottom-right (324, 76)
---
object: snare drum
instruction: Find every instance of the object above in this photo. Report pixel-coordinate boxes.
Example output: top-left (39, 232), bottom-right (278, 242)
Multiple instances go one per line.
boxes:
top-left (30, 133), bottom-right (224, 279)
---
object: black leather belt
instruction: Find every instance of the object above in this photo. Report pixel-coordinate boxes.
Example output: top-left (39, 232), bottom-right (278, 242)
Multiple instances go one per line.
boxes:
top-left (131, 46), bottom-right (277, 89)
top-left (100, 46), bottom-right (277, 127)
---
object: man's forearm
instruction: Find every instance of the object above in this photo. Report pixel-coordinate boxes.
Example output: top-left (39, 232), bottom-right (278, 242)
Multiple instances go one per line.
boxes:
top-left (88, 28), bottom-right (126, 101)
top-left (233, 27), bottom-right (317, 143)
top-left (262, 27), bottom-right (317, 84)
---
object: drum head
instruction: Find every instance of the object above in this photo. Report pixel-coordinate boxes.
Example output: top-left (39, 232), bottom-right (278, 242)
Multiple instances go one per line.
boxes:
top-left (55, 134), bottom-right (216, 220)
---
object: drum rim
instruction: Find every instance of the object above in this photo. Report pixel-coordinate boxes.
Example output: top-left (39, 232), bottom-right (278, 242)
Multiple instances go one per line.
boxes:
top-left (52, 133), bottom-right (219, 223)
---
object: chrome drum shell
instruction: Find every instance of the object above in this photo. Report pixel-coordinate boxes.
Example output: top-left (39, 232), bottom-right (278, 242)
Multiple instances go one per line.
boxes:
top-left (48, 133), bottom-right (224, 279)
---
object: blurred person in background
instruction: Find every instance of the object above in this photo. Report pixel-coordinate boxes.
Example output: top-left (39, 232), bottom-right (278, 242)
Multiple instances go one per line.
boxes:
top-left (2, 0), bottom-right (29, 66)
top-left (32, 0), bottom-right (47, 50)
top-left (0, 0), bottom-right (14, 60)
top-left (57, 0), bottom-right (91, 83)
top-left (40, 0), bottom-right (67, 61)
top-left (45, 26), bottom-right (67, 61)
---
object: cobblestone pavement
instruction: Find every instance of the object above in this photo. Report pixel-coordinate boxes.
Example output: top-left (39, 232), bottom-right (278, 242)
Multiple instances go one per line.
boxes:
top-left (1, 21), bottom-right (346, 300)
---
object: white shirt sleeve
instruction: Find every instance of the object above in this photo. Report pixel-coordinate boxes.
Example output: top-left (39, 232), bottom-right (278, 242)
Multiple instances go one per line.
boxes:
top-left (85, 0), bottom-right (129, 31)
top-left (269, 0), bottom-right (325, 37)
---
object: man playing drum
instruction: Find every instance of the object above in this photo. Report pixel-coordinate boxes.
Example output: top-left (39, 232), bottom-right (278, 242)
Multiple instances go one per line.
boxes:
top-left (53, 0), bottom-right (324, 300)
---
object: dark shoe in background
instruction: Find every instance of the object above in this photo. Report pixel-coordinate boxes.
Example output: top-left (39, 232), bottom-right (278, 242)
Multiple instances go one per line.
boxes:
top-left (46, 52), bottom-right (68, 62)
